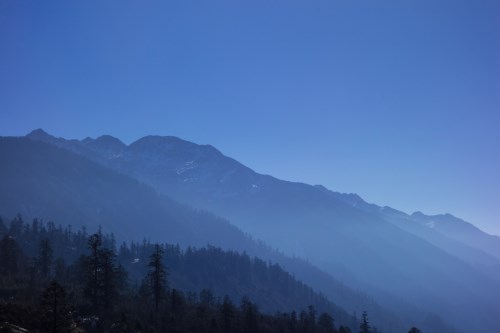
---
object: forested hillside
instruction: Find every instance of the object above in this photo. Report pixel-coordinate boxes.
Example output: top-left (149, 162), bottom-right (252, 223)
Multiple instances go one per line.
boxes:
top-left (0, 215), bottom-right (400, 333)
top-left (0, 136), bottom-right (430, 333)
top-left (23, 130), bottom-right (497, 333)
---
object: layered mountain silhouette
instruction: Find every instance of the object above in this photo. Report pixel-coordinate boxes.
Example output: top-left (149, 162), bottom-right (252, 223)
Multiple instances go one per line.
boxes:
top-left (0, 136), bottom-right (411, 333)
top-left (4, 129), bottom-right (500, 333)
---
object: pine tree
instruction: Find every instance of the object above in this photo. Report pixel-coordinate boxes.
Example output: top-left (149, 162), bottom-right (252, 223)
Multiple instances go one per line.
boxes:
top-left (241, 297), bottom-right (259, 333)
top-left (308, 305), bottom-right (317, 332)
top-left (318, 312), bottom-right (336, 333)
top-left (99, 248), bottom-right (117, 311)
top-left (339, 326), bottom-right (352, 333)
top-left (0, 217), bottom-right (7, 236)
top-left (8, 214), bottom-right (24, 237)
top-left (220, 296), bottom-right (235, 333)
top-left (82, 233), bottom-right (124, 313)
top-left (37, 238), bottom-right (53, 279)
top-left (359, 311), bottom-right (371, 333)
top-left (84, 233), bottom-right (102, 309)
top-left (147, 244), bottom-right (167, 312)
top-left (0, 235), bottom-right (20, 275)
top-left (40, 282), bottom-right (73, 333)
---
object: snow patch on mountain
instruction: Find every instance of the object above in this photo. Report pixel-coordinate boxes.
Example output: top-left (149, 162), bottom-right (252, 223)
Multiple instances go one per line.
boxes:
top-left (425, 221), bottom-right (436, 229)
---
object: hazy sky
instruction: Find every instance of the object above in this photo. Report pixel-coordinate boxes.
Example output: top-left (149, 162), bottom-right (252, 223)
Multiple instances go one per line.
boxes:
top-left (1, 0), bottom-right (499, 234)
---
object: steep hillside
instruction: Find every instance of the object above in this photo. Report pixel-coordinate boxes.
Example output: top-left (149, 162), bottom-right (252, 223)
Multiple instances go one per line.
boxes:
top-left (0, 218), bottom-right (363, 333)
top-left (0, 137), bottom-right (254, 250)
top-left (331, 193), bottom-right (500, 282)
top-left (0, 217), bottom-right (360, 329)
top-left (0, 136), bottom-right (412, 333)
top-left (410, 212), bottom-right (500, 261)
top-left (24, 129), bottom-right (500, 333)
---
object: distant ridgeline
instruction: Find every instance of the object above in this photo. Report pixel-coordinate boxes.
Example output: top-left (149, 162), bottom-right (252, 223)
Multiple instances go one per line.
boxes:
top-left (0, 136), bottom-right (444, 333)
top-left (0, 214), bottom-right (417, 333)
top-left (17, 130), bottom-right (500, 333)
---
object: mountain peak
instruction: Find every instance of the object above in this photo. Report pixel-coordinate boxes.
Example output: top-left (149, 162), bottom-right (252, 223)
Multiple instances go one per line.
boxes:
top-left (95, 135), bottom-right (126, 149)
top-left (411, 211), bottom-right (425, 218)
top-left (26, 128), bottom-right (56, 142)
top-left (129, 135), bottom-right (222, 156)
top-left (79, 135), bottom-right (126, 153)
top-left (132, 135), bottom-right (191, 145)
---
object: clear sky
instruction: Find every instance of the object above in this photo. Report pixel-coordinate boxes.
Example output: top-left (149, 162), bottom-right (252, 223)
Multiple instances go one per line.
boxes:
top-left (1, 0), bottom-right (499, 235)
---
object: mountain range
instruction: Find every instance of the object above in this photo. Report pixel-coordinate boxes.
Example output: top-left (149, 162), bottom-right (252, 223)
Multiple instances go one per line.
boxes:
top-left (0, 135), bottom-right (407, 333)
top-left (1, 129), bottom-right (499, 333)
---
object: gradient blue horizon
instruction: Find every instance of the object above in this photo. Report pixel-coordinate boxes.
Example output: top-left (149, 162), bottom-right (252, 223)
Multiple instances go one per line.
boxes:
top-left (1, 0), bottom-right (499, 234)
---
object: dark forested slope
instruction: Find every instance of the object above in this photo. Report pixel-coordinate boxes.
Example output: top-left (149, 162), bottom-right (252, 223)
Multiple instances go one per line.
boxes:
top-left (0, 137), bottom-right (413, 333)
top-left (24, 130), bottom-right (500, 333)
top-left (0, 216), bottom-right (363, 333)
top-left (0, 137), bottom-right (254, 251)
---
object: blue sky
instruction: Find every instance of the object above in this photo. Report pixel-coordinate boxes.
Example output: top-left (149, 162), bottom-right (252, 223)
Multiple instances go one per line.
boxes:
top-left (1, 0), bottom-right (499, 234)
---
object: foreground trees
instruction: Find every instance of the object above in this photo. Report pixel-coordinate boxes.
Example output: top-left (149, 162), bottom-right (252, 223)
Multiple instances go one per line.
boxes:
top-left (0, 234), bottom-right (20, 275)
top-left (40, 282), bottom-right (73, 333)
top-left (147, 244), bottom-right (168, 312)
top-left (0, 216), bottom-right (424, 333)
top-left (37, 238), bottom-right (53, 280)
top-left (82, 233), bottom-right (125, 315)
top-left (359, 311), bottom-right (371, 333)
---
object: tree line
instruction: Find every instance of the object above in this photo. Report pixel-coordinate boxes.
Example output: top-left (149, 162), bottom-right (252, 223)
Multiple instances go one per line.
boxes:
top-left (0, 215), bottom-right (422, 333)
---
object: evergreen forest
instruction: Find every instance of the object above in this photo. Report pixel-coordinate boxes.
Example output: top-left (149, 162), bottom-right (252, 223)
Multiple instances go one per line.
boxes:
top-left (0, 215), bottom-right (421, 333)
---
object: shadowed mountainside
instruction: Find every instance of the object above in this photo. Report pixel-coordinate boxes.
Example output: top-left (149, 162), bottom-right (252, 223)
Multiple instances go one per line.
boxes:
top-left (0, 136), bottom-right (422, 333)
top-left (21, 129), bottom-right (500, 333)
